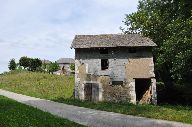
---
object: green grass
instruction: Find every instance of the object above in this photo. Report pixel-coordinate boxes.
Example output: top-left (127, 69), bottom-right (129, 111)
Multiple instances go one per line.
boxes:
top-left (0, 95), bottom-right (85, 127)
top-left (0, 70), bottom-right (74, 100)
top-left (0, 70), bottom-right (192, 125)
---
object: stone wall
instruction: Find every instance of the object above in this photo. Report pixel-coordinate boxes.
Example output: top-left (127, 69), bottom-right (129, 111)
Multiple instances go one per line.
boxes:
top-left (98, 76), bottom-right (131, 102)
top-left (74, 47), bottom-right (156, 104)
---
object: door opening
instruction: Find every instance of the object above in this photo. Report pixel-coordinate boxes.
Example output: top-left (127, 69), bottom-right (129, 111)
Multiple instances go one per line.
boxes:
top-left (135, 78), bottom-right (151, 104)
top-left (84, 83), bottom-right (99, 102)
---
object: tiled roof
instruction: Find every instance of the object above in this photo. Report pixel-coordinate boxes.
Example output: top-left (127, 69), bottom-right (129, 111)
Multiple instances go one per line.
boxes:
top-left (56, 58), bottom-right (74, 64)
top-left (71, 34), bottom-right (157, 48)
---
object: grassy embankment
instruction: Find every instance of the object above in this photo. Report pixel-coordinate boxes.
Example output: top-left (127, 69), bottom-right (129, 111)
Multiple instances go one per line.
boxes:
top-left (0, 70), bottom-right (74, 100)
top-left (0, 70), bottom-right (192, 124)
top-left (0, 95), bottom-right (85, 127)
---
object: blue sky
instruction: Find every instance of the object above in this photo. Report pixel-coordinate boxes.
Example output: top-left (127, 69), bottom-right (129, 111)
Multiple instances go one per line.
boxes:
top-left (0, 0), bottom-right (138, 73)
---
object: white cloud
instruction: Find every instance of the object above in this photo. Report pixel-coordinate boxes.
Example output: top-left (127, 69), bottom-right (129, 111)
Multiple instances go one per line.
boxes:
top-left (0, 0), bottom-right (138, 73)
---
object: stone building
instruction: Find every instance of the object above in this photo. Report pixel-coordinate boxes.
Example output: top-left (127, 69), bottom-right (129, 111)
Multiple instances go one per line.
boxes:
top-left (56, 58), bottom-right (75, 75)
top-left (71, 34), bottom-right (157, 104)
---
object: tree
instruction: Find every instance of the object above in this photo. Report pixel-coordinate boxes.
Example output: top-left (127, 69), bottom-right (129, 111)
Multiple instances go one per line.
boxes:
top-left (47, 62), bottom-right (59, 74)
top-left (28, 58), bottom-right (42, 71)
top-left (19, 56), bottom-right (30, 69)
top-left (8, 59), bottom-right (16, 70)
top-left (121, 0), bottom-right (192, 86)
top-left (19, 56), bottom-right (43, 72)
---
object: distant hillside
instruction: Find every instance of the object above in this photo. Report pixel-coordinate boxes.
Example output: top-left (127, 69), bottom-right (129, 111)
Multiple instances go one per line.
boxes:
top-left (0, 70), bottom-right (74, 100)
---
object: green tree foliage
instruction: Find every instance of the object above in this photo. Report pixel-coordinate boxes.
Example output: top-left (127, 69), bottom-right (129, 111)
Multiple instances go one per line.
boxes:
top-left (122, 0), bottom-right (192, 86)
top-left (28, 58), bottom-right (42, 71)
top-left (19, 57), bottom-right (42, 71)
top-left (19, 56), bottom-right (30, 69)
top-left (8, 59), bottom-right (16, 70)
top-left (47, 62), bottom-right (60, 74)
top-left (70, 63), bottom-right (75, 71)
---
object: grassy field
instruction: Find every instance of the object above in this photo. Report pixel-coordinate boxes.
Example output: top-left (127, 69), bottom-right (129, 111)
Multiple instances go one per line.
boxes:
top-left (0, 95), bottom-right (85, 127)
top-left (0, 70), bottom-right (74, 100)
top-left (0, 70), bottom-right (192, 124)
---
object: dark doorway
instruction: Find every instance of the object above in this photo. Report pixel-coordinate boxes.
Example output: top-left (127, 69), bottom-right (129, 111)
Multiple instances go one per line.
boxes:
top-left (135, 79), bottom-right (151, 103)
top-left (84, 83), bottom-right (99, 102)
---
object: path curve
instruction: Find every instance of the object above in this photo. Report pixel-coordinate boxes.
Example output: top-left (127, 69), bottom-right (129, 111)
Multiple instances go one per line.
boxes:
top-left (0, 89), bottom-right (191, 127)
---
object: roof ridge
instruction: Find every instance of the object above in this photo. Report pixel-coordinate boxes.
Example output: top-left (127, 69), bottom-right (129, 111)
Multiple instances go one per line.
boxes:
top-left (76, 33), bottom-right (141, 36)
top-left (72, 34), bottom-right (157, 48)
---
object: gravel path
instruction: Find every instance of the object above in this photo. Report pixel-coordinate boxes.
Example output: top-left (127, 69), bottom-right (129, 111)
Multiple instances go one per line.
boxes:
top-left (0, 89), bottom-right (191, 127)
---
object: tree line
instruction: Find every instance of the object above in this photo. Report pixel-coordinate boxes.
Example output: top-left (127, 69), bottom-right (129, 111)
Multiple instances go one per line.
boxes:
top-left (8, 56), bottom-right (60, 74)
top-left (121, 0), bottom-right (192, 105)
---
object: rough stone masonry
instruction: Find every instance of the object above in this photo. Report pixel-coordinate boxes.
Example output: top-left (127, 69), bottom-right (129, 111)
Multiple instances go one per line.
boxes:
top-left (71, 34), bottom-right (157, 104)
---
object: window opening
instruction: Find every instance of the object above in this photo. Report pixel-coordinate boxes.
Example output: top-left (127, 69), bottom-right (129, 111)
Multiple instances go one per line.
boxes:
top-left (100, 49), bottom-right (108, 54)
top-left (129, 48), bottom-right (136, 53)
top-left (101, 59), bottom-right (109, 70)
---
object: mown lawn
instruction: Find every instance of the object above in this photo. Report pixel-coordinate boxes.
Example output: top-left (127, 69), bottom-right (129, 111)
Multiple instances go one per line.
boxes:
top-left (0, 70), bottom-right (192, 125)
top-left (0, 95), bottom-right (85, 127)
